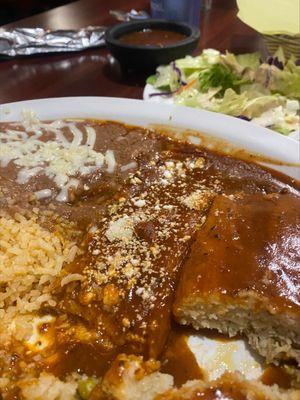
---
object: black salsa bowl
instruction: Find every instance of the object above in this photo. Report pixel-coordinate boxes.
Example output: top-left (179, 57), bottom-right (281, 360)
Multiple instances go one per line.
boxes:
top-left (105, 19), bottom-right (200, 72)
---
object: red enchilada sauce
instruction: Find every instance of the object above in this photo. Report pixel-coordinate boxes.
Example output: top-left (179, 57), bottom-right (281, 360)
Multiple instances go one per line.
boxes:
top-left (118, 29), bottom-right (187, 47)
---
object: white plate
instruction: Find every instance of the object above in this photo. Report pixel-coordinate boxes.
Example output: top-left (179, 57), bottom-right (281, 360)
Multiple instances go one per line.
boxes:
top-left (0, 96), bottom-right (299, 381)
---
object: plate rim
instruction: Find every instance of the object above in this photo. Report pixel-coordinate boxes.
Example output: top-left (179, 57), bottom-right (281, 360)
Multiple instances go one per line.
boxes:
top-left (1, 96), bottom-right (299, 179)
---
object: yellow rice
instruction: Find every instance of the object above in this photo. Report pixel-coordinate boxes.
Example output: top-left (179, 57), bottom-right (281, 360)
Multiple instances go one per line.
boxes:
top-left (0, 212), bottom-right (78, 346)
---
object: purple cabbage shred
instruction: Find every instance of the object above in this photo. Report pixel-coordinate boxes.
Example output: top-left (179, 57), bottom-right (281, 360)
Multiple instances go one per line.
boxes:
top-left (266, 56), bottom-right (284, 70)
top-left (149, 90), bottom-right (176, 97)
top-left (237, 115), bottom-right (251, 121)
top-left (171, 61), bottom-right (186, 86)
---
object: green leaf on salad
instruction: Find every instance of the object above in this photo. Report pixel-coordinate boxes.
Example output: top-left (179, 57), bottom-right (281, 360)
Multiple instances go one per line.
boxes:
top-left (198, 64), bottom-right (244, 97)
top-left (146, 75), bottom-right (157, 85)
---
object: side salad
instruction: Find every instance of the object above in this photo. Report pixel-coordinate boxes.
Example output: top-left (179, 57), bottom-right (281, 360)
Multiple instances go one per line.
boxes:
top-left (146, 48), bottom-right (300, 137)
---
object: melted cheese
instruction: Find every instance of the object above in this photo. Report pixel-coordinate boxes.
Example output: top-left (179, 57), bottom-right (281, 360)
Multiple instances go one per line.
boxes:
top-left (105, 149), bottom-right (116, 173)
top-left (0, 112), bottom-right (117, 202)
top-left (85, 126), bottom-right (96, 148)
top-left (121, 161), bottom-right (138, 172)
top-left (34, 189), bottom-right (53, 200)
top-left (25, 315), bottom-right (55, 352)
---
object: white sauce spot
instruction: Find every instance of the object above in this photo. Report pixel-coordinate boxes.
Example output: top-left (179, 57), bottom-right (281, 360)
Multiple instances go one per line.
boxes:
top-left (188, 334), bottom-right (262, 381)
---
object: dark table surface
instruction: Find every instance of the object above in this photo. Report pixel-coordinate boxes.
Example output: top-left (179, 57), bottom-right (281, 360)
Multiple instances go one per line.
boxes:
top-left (0, 0), bottom-right (264, 104)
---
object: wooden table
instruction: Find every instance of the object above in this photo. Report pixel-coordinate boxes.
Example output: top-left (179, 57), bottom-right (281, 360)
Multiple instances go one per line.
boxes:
top-left (0, 0), bottom-right (263, 104)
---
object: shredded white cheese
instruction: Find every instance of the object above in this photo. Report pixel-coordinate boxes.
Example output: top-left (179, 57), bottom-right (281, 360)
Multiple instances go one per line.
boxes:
top-left (56, 178), bottom-right (79, 202)
top-left (121, 161), bottom-right (137, 172)
top-left (34, 189), bottom-right (52, 200)
top-left (68, 123), bottom-right (84, 146)
top-left (61, 273), bottom-right (83, 287)
top-left (105, 149), bottom-right (116, 173)
top-left (17, 167), bottom-right (43, 184)
top-left (85, 126), bottom-right (96, 148)
top-left (0, 112), bottom-right (117, 202)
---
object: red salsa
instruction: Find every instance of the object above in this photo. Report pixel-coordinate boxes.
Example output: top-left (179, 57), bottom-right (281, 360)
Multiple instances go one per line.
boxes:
top-left (118, 28), bottom-right (187, 47)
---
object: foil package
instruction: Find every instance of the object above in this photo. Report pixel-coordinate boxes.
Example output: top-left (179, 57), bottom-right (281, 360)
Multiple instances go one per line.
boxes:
top-left (0, 10), bottom-right (150, 58)
top-left (0, 26), bottom-right (106, 57)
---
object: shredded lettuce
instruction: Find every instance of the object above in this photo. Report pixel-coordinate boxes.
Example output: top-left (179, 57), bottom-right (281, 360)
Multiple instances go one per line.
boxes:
top-left (270, 62), bottom-right (300, 99)
top-left (175, 87), bottom-right (220, 109)
top-left (146, 75), bottom-right (157, 85)
top-left (221, 51), bottom-right (260, 75)
top-left (236, 52), bottom-right (261, 70)
top-left (147, 47), bottom-right (300, 136)
top-left (175, 49), bottom-right (221, 72)
top-left (150, 65), bottom-right (181, 92)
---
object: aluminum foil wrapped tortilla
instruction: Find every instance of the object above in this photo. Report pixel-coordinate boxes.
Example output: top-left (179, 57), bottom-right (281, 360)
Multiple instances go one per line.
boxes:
top-left (0, 10), bottom-right (149, 58)
top-left (0, 26), bottom-right (106, 57)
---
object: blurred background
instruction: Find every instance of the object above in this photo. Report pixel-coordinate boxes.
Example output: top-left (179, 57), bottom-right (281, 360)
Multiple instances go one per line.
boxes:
top-left (0, 0), bottom-right (74, 25)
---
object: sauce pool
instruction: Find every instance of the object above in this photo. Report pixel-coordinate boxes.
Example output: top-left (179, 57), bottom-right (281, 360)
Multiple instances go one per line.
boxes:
top-left (160, 325), bottom-right (204, 387)
top-left (118, 28), bottom-right (187, 47)
top-left (261, 365), bottom-right (292, 389)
